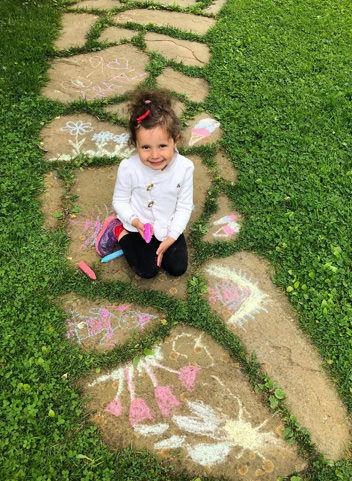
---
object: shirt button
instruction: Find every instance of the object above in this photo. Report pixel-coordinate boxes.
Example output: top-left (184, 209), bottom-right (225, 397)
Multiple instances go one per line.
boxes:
top-left (146, 184), bottom-right (154, 191)
top-left (148, 200), bottom-right (154, 207)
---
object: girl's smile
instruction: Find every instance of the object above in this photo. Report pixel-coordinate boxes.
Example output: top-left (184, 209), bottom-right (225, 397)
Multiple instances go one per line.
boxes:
top-left (136, 125), bottom-right (177, 170)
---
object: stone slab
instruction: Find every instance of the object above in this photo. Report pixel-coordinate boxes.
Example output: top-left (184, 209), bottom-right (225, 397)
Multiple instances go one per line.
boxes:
top-left (65, 155), bottom-right (210, 299)
top-left (42, 45), bottom-right (148, 102)
top-left (157, 68), bottom-right (209, 103)
top-left (113, 10), bottom-right (216, 36)
top-left (62, 294), bottom-right (163, 350)
top-left (40, 171), bottom-right (65, 229)
top-left (82, 325), bottom-right (306, 480)
top-left (40, 113), bottom-right (135, 161)
top-left (55, 13), bottom-right (98, 50)
top-left (71, 0), bottom-right (121, 10)
top-left (203, 195), bottom-right (241, 243)
top-left (145, 32), bottom-right (210, 67)
top-left (203, 252), bottom-right (351, 460)
top-left (180, 113), bottom-right (222, 147)
top-left (104, 99), bottom-right (185, 120)
top-left (99, 26), bottom-right (138, 43)
top-left (205, 0), bottom-right (227, 15)
top-left (216, 150), bottom-right (238, 183)
top-left (127, 0), bottom-right (197, 6)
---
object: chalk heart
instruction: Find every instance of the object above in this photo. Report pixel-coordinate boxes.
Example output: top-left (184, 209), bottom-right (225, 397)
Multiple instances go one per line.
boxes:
top-left (41, 45), bottom-right (148, 102)
top-left (61, 294), bottom-right (162, 351)
top-left (203, 252), bottom-right (351, 460)
top-left (82, 325), bottom-right (305, 480)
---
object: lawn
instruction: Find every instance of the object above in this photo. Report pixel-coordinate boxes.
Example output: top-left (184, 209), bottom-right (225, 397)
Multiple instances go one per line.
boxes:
top-left (1, 0), bottom-right (351, 480)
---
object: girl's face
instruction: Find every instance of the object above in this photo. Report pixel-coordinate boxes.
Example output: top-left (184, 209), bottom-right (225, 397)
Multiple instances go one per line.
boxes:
top-left (136, 125), bottom-right (177, 170)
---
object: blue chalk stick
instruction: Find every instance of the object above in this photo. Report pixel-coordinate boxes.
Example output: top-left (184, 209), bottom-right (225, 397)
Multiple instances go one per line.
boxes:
top-left (101, 250), bottom-right (124, 263)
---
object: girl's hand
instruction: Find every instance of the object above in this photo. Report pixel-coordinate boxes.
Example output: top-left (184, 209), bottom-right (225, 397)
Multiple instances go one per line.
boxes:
top-left (131, 218), bottom-right (145, 238)
top-left (156, 237), bottom-right (175, 267)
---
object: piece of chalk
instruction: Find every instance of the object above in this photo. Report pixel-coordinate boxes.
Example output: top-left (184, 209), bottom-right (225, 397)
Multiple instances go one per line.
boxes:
top-left (144, 223), bottom-right (152, 243)
top-left (78, 261), bottom-right (96, 280)
top-left (101, 249), bottom-right (124, 263)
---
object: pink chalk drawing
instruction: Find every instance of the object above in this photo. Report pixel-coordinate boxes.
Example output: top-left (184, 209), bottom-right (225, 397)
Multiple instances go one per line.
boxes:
top-left (51, 119), bottom-right (134, 161)
top-left (189, 118), bottom-right (220, 146)
top-left (65, 304), bottom-right (158, 347)
top-left (87, 345), bottom-right (201, 426)
top-left (206, 263), bottom-right (271, 330)
top-left (68, 205), bottom-right (113, 250)
top-left (212, 214), bottom-right (241, 238)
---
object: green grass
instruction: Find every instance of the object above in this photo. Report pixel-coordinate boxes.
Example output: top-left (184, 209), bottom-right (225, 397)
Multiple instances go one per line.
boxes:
top-left (1, 0), bottom-right (352, 480)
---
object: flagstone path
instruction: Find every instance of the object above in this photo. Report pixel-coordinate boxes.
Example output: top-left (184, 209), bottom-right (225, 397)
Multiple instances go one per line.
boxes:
top-left (40, 0), bottom-right (350, 478)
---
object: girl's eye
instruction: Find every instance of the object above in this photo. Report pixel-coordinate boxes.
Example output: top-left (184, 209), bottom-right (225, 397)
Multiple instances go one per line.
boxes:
top-left (160, 144), bottom-right (167, 148)
top-left (142, 146), bottom-right (150, 150)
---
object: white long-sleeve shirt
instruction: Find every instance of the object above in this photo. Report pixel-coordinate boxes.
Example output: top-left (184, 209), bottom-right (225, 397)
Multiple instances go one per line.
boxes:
top-left (112, 151), bottom-right (194, 241)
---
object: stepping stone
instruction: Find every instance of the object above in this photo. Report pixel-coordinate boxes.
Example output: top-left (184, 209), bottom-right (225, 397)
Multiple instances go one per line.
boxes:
top-left (144, 33), bottom-right (210, 67)
top-left (215, 150), bottom-right (238, 183)
top-left (104, 99), bottom-right (185, 120)
top-left (54, 13), bottom-right (98, 50)
top-left (62, 294), bottom-right (162, 350)
top-left (42, 45), bottom-right (148, 102)
top-left (205, 0), bottom-right (227, 15)
top-left (203, 252), bottom-right (350, 460)
top-left (99, 26), bottom-right (138, 43)
top-left (66, 164), bottom-right (118, 266)
top-left (180, 113), bottom-right (222, 147)
top-left (40, 171), bottom-right (65, 229)
top-left (202, 195), bottom-right (241, 243)
top-left (113, 10), bottom-right (216, 36)
top-left (82, 325), bottom-right (306, 480)
top-left (157, 68), bottom-right (209, 103)
top-left (128, 0), bottom-right (197, 6)
top-left (40, 113), bottom-right (135, 161)
top-left (71, 0), bottom-right (121, 10)
top-left (99, 155), bottom-right (211, 299)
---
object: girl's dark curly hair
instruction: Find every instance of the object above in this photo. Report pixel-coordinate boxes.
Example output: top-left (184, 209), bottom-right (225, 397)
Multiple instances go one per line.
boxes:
top-left (128, 89), bottom-right (181, 146)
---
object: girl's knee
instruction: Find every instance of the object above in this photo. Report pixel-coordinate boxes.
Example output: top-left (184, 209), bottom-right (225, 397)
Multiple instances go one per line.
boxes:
top-left (164, 263), bottom-right (187, 277)
top-left (134, 266), bottom-right (159, 279)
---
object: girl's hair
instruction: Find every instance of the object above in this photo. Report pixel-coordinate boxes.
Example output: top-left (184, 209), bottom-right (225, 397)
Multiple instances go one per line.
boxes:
top-left (128, 89), bottom-right (181, 146)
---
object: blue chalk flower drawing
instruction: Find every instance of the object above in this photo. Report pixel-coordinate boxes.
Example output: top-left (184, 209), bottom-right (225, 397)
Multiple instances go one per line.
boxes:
top-left (61, 120), bottom-right (94, 136)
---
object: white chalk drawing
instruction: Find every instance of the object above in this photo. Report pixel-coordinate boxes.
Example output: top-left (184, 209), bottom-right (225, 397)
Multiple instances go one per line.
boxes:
top-left (66, 304), bottom-right (157, 347)
top-left (49, 120), bottom-right (134, 161)
top-left (206, 264), bottom-right (270, 330)
top-left (68, 204), bottom-right (113, 250)
top-left (88, 346), bottom-right (200, 423)
top-left (189, 118), bottom-right (220, 146)
top-left (139, 377), bottom-right (286, 467)
top-left (212, 214), bottom-right (241, 238)
top-left (61, 55), bottom-right (147, 101)
top-left (171, 332), bottom-right (215, 368)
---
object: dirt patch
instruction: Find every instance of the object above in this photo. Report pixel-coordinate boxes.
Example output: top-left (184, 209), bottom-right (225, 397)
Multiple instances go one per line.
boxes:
top-left (157, 68), bottom-right (209, 103)
top-left (216, 149), bottom-right (238, 183)
top-left (179, 113), bottom-right (222, 148)
top-left (61, 294), bottom-right (162, 350)
top-left (145, 33), bottom-right (210, 67)
top-left (40, 171), bottom-right (65, 229)
top-left (203, 195), bottom-right (241, 243)
top-left (82, 325), bottom-right (306, 480)
top-left (99, 26), bottom-right (138, 43)
top-left (203, 252), bottom-right (351, 459)
top-left (55, 13), bottom-right (98, 50)
top-left (42, 45), bottom-right (148, 102)
top-left (71, 0), bottom-right (121, 10)
top-left (40, 113), bottom-right (135, 161)
top-left (113, 10), bottom-right (216, 36)
top-left (205, 0), bottom-right (228, 14)
top-left (127, 0), bottom-right (196, 6)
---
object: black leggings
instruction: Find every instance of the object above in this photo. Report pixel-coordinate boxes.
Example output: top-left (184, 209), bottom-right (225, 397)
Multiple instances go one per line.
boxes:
top-left (119, 233), bottom-right (188, 279)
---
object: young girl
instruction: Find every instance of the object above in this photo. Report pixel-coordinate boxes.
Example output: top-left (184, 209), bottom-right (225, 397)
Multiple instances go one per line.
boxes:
top-left (95, 89), bottom-right (194, 279)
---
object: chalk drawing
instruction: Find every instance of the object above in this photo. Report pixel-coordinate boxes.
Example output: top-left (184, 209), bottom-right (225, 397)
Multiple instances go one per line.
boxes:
top-left (206, 264), bottom-right (270, 330)
top-left (51, 120), bottom-right (134, 161)
top-left (66, 304), bottom-right (157, 347)
top-left (61, 56), bottom-right (147, 101)
top-left (212, 214), bottom-right (241, 238)
top-left (172, 332), bottom-right (214, 368)
top-left (189, 118), bottom-right (220, 146)
top-left (142, 377), bottom-right (285, 467)
top-left (68, 204), bottom-right (112, 250)
top-left (88, 345), bottom-right (201, 424)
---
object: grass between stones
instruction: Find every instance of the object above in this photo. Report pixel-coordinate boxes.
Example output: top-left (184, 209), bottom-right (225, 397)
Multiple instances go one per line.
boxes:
top-left (1, 0), bottom-right (351, 480)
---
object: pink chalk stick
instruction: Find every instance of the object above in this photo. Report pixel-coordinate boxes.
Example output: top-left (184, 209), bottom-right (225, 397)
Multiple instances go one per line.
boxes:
top-left (144, 223), bottom-right (152, 243)
top-left (78, 261), bottom-right (96, 280)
